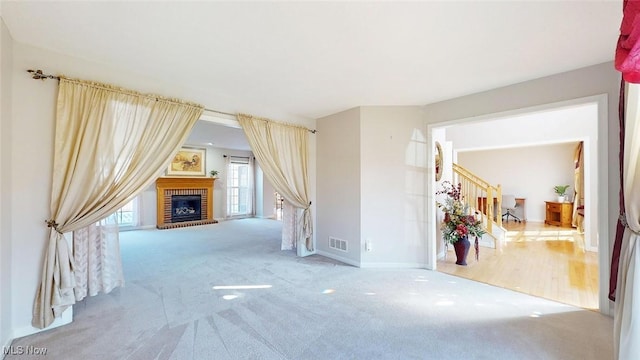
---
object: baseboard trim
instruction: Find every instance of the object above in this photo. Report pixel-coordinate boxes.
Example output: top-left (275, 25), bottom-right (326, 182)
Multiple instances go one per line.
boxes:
top-left (315, 250), bottom-right (360, 267)
top-left (359, 262), bottom-right (425, 269)
top-left (11, 306), bottom-right (72, 340)
top-left (119, 225), bottom-right (155, 232)
top-left (315, 251), bottom-right (427, 269)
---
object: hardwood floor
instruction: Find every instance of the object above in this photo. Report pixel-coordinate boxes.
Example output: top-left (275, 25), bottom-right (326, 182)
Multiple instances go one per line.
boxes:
top-left (437, 221), bottom-right (599, 310)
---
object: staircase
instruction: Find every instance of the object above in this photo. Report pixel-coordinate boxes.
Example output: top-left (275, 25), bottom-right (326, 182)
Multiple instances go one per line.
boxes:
top-left (452, 164), bottom-right (506, 248)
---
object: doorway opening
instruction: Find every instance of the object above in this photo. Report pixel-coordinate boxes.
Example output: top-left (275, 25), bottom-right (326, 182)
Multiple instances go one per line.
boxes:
top-left (428, 95), bottom-right (608, 313)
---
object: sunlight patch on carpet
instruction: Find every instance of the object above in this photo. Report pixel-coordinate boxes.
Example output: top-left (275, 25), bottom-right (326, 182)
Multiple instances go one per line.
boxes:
top-left (212, 285), bottom-right (273, 290)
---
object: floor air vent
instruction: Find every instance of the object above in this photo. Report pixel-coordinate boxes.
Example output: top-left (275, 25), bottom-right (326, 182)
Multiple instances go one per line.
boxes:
top-left (329, 236), bottom-right (348, 252)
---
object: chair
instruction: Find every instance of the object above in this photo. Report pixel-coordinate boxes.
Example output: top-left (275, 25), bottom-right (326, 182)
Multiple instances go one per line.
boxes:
top-left (501, 195), bottom-right (522, 223)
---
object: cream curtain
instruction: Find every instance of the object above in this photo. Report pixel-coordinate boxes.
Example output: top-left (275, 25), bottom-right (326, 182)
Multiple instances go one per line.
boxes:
top-left (237, 114), bottom-right (313, 251)
top-left (572, 141), bottom-right (585, 233)
top-left (614, 82), bottom-right (640, 359)
top-left (33, 78), bottom-right (203, 329)
top-left (73, 214), bottom-right (123, 302)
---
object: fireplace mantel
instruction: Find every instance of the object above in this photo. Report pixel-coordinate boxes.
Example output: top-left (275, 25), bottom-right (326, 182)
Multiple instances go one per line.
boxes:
top-left (156, 177), bottom-right (217, 229)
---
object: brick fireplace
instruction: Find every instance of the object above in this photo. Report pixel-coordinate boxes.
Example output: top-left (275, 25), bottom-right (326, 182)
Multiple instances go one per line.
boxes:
top-left (156, 177), bottom-right (217, 229)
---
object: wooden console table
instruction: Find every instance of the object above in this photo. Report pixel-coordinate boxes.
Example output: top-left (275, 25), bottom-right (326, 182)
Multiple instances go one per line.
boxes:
top-left (544, 201), bottom-right (573, 228)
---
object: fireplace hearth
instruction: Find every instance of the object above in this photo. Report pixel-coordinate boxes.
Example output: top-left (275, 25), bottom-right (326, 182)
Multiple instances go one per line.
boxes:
top-left (156, 177), bottom-right (217, 229)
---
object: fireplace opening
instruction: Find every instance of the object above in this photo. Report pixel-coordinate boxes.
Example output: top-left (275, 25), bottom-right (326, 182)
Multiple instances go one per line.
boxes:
top-left (171, 195), bottom-right (202, 223)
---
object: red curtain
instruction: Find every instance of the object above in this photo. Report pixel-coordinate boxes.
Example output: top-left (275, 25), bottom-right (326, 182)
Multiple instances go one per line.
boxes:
top-left (610, 80), bottom-right (626, 301)
top-left (616, 0), bottom-right (640, 83)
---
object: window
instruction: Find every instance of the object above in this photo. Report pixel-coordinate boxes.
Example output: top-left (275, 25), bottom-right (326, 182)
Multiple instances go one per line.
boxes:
top-left (227, 158), bottom-right (253, 217)
top-left (275, 192), bottom-right (284, 221)
top-left (115, 197), bottom-right (139, 228)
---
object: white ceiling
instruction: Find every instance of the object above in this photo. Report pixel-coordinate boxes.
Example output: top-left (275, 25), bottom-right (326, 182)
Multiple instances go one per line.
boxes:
top-left (188, 119), bottom-right (251, 151)
top-left (0, 1), bottom-right (622, 150)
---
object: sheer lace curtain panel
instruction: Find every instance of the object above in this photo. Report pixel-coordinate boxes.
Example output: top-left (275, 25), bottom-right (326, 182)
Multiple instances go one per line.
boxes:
top-left (33, 77), bottom-right (203, 329)
top-left (281, 201), bottom-right (297, 250)
top-left (73, 214), bottom-right (123, 302)
top-left (237, 114), bottom-right (313, 252)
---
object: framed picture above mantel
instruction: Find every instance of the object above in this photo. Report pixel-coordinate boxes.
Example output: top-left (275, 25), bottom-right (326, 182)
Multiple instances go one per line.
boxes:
top-left (167, 146), bottom-right (206, 176)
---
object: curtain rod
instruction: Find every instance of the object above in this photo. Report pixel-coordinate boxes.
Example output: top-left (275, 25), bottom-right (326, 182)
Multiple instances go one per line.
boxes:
top-left (27, 69), bottom-right (318, 134)
top-left (28, 69), bottom-right (60, 80)
top-left (223, 155), bottom-right (250, 159)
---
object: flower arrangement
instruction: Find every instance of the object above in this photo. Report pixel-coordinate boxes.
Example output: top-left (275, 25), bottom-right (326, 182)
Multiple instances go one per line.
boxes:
top-left (436, 181), bottom-right (486, 245)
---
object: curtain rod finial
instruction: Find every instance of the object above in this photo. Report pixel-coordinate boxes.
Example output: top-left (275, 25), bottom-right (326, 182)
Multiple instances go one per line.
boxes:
top-left (27, 69), bottom-right (60, 81)
top-left (28, 69), bottom-right (45, 80)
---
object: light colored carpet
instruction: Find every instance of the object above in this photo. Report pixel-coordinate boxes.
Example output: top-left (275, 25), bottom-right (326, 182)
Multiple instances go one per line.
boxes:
top-left (8, 218), bottom-right (613, 360)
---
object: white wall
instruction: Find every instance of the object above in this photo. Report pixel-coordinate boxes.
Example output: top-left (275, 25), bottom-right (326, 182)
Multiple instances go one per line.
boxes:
top-left (316, 106), bottom-right (428, 267)
top-left (359, 106), bottom-right (427, 267)
top-left (316, 107), bottom-right (361, 265)
top-left (6, 41), bottom-right (317, 337)
top-left (256, 165), bottom-right (276, 219)
top-left (423, 61), bottom-right (618, 313)
top-left (445, 102), bottom-right (598, 151)
top-left (0, 15), bottom-right (14, 351)
top-left (138, 183), bottom-right (157, 228)
top-left (11, 43), bottom-right (59, 339)
top-left (457, 143), bottom-right (577, 222)
top-left (263, 176), bottom-right (276, 219)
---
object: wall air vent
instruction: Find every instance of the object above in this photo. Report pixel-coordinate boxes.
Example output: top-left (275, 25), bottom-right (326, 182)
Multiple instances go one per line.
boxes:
top-left (329, 236), bottom-right (348, 252)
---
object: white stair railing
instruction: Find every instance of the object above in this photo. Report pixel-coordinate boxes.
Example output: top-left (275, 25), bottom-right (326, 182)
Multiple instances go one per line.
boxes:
top-left (452, 163), bottom-right (502, 236)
